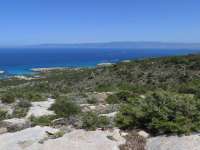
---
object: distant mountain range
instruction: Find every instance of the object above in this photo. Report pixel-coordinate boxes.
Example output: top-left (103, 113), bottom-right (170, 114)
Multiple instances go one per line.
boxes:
top-left (29, 41), bottom-right (200, 49)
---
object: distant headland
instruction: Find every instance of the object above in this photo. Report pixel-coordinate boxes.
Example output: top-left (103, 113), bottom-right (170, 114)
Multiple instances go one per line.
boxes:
top-left (27, 41), bottom-right (200, 49)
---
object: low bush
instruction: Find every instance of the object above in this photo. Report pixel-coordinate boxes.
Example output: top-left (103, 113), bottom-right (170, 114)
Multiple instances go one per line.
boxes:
top-left (12, 100), bottom-right (31, 118)
top-left (12, 107), bottom-right (29, 118)
top-left (0, 110), bottom-right (7, 121)
top-left (25, 92), bottom-right (43, 101)
top-left (106, 91), bottom-right (131, 104)
top-left (51, 91), bottom-right (60, 99)
top-left (97, 116), bottom-right (110, 128)
top-left (82, 112), bottom-right (98, 130)
top-left (18, 100), bottom-right (31, 108)
top-left (1, 92), bottom-right (15, 103)
top-left (50, 97), bottom-right (81, 118)
top-left (115, 90), bottom-right (200, 135)
top-left (82, 112), bottom-right (110, 130)
top-left (30, 115), bottom-right (56, 126)
top-left (87, 97), bottom-right (97, 104)
top-left (95, 84), bottom-right (116, 92)
top-left (106, 94), bottom-right (119, 104)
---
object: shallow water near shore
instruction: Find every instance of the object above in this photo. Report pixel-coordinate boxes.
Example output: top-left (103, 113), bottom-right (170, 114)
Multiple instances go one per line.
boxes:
top-left (0, 48), bottom-right (199, 76)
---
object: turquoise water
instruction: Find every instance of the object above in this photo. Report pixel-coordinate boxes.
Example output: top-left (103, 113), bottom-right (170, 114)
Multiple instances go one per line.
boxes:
top-left (0, 48), bottom-right (199, 76)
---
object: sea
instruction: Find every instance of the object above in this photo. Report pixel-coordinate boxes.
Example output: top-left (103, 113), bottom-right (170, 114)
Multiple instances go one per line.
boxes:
top-left (0, 48), bottom-right (199, 77)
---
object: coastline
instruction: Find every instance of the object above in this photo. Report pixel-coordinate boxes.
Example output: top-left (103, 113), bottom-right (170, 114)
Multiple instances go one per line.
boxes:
top-left (0, 48), bottom-right (199, 77)
top-left (0, 62), bottom-right (118, 79)
top-left (31, 67), bottom-right (70, 72)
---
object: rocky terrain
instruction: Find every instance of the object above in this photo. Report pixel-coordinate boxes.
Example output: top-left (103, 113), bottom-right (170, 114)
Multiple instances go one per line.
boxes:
top-left (1, 54), bottom-right (200, 149)
top-left (0, 96), bottom-right (126, 150)
top-left (0, 95), bottom-right (200, 150)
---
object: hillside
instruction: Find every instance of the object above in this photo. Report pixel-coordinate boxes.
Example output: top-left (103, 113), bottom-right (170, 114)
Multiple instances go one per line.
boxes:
top-left (1, 54), bottom-right (200, 149)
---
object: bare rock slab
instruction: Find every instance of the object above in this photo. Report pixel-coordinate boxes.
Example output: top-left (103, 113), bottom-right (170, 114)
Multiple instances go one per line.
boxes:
top-left (146, 133), bottom-right (200, 150)
top-left (1, 118), bottom-right (30, 132)
top-left (26, 98), bottom-right (55, 118)
top-left (27, 129), bottom-right (125, 150)
top-left (0, 126), bottom-right (58, 150)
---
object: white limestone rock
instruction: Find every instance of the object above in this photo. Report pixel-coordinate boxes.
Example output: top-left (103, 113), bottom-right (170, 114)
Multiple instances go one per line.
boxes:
top-left (0, 126), bottom-right (58, 150)
top-left (146, 133), bottom-right (200, 150)
top-left (26, 98), bottom-right (55, 118)
top-left (100, 112), bottom-right (117, 118)
top-left (27, 128), bottom-right (125, 150)
top-left (0, 127), bottom-right (7, 134)
top-left (2, 118), bottom-right (30, 132)
top-left (138, 130), bottom-right (149, 138)
top-left (0, 126), bottom-right (125, 150)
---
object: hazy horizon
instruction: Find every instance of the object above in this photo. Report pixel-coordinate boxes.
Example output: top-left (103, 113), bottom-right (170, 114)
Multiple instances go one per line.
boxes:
top-left (2, 41), bottom-right (200, 48)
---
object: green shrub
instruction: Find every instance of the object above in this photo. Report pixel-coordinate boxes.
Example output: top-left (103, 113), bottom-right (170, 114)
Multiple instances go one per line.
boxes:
top-left (82, 112), bottom-right (98, 130)
top-left (25, 92), bottom-right (43, 101)
top-left (50, 97), bottom-right (80, 118)
top-left (51, 91), bottom-right (60, 99)
top-left (106, 91), bottom-right (131, 104)
top-left (97, 116), bottom-right (110, 128)
top-left (1, 92), bottom-right (15, 103)
top-left (118, 83), bottom-right (147, 94)
top-left (0, 110), bottom-right (7, 121)
top-left (115, 90), bottom-right (200, 135)
top-left (116, 91), bottom-right (131, 102)
top-left (163, 56), bottom-right (189, 64)
top-left (95, 84), bottom-right (116, 92)
top-left (106, 94), bottom-right (119, 104)
top-left (18, 100), bottom-right (31, 108)
top-left (12, 100), bottom-right (31, 118)
top-left (12, 107), bottom-right (29, 118)
top-left (82, 112), bottom-right (110, 130)
top-left (30, 115), bottom-right (56, 126)
top-left (87, 97), bottom-right (97, 104)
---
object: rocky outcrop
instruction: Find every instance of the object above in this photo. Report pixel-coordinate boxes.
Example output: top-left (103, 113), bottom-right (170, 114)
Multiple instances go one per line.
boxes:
top-left (0, 126), bottom-right (58, 150)
top-left (26, 98), bottom-right (55, 118)
top-left (1, 118), bottom-right (30, 132)
top-left (92, 92), bottom-right (113, 103)
top-left (0, 127), bottom-right (125, 150)
top-left (0, 127), bottom-right (7, 134)
top-left (29, 128), bottom-right (125, 150)
top-left (146, 133), bottom-right (200, 150)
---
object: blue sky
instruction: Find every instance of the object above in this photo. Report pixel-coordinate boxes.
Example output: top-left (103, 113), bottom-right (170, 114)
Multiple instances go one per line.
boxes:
top-left (0, 0), bottom-right (199, 45)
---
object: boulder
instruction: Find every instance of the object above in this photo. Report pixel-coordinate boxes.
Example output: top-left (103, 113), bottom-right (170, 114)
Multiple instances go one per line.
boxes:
top-left (0, 127), bottom-right (7, 134)
top-left (138, 130), bottom-right (149, 138)
top-left (146, 133), bottom-right (200, 150)
top-left (1, 118), bottom-right (30, 132)
top-left (80, 104), bottom-right (96, 112)
top-left (0, 126), bottom-right (58, 150)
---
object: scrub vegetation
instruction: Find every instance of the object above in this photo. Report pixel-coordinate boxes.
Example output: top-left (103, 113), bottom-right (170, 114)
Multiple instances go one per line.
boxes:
top-left (1, 54), bottom-right (200, 135)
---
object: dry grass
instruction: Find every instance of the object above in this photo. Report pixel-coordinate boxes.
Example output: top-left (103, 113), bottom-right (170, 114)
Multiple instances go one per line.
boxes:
top-left (119, 131), bottom-right (146, 150)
